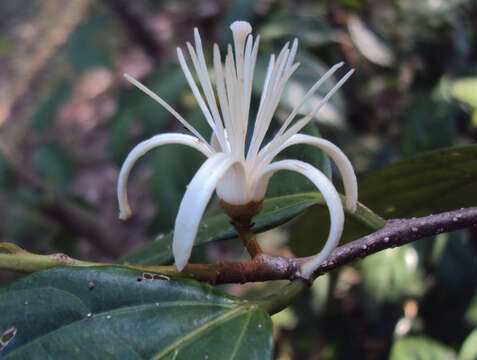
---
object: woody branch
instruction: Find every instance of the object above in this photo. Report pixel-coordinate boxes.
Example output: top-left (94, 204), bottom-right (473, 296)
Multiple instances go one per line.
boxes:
top-left (1, 207), bottom-right (476, 284)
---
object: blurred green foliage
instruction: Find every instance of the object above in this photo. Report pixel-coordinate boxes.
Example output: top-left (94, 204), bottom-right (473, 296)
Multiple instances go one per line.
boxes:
top-left (1, 0), bottom-right (477, 358)
top-left (65, 11), bottom-right (116, 71)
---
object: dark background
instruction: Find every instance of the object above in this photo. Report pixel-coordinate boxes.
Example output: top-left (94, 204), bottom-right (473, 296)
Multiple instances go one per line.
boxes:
top-left (1, 0), bottom-right (476, 358)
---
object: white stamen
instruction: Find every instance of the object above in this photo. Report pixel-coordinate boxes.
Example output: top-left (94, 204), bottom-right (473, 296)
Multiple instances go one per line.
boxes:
top-left (213, 44), bottom-right (233, 151)
top-left (177, 47), bottom-right (217, 133)
top-left (230, 21), bottom-right (252, 45)
top-left (123, 74), bottom-right (206, 143)
top-left (186, 36), bottom-right (227, 150)
top-left (275, 62), bottom-right (344, 138)
top-left (264, 68), bottom-right (355, 158)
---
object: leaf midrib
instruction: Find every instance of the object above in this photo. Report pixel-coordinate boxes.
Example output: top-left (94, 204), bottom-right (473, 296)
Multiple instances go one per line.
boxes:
top-left (151, 305), bottom-right (256, 360)
top-left (229, 310), bottom-right (252, 360)
top-left (5, 296), bottom-right (238, 358)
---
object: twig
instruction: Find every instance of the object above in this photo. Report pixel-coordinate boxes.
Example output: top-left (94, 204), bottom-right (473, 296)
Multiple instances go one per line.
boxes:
top-left (307, 206), bottom-right (477, 278)
top-left (231, 220), bottom-right (263, 259)
top-left (219, 199), bottom-right (266, 259)
top-left (2, 207), bottom-right (476, 283)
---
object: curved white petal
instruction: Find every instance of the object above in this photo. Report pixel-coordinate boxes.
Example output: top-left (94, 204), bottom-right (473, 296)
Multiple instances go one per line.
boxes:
top-left (117, 133), bottom-right (213, 220)
top-left (173, 153), bottom-right (241, 271)
top-left (252, 159), bottom-right (344, 279)
top-left (261, 134), bottom-right (357, 212)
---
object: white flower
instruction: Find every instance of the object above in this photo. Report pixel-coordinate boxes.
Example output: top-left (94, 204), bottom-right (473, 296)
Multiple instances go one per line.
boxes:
top-left (117, 21), bottom-right (357, 279)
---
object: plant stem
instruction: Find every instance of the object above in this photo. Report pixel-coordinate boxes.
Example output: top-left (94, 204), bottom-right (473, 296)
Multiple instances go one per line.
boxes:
top-left (0, 243), bottom-right (97, 273)
top-left (259, 279), bottom-right (309, 315)
top-left (231, 220), bottom-right (263, 259)
top-left (352, 200), bottom-right (387, 230)
top-left (1, 207), bottom-right (476, 284)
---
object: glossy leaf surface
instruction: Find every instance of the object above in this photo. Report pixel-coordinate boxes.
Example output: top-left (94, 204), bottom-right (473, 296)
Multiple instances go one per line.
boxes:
top-left (0, 267), bottom-right (272, 359)
top-left (390, 336), bottom-right (456, 360)
top-left (459, 329), bottom-right (477, 360)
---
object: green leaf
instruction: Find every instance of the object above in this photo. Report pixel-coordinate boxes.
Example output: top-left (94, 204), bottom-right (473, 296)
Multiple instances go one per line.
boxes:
top-left (33, 142), bottom-right (74, 189)
top-left (259, 12), bottom-right (338, 47)
top-left (418, 232), bottom-right (476, 344)
top-left (359, 145), bottom-right (477, 218)
top-left (0, 267), bottom-right (273, 359)
top-left (451, 77), bottom-right (477, 108)
top-left (390, 336), bottom-right (456, 360)
top-left (2, 188), bottom-right (46, 243)
top-left (465, 292), bottom-right (477, 327)
top-left (32, 80), bottom-right (72, 132)
top-left (65, 12), bottom-right (115, 70)
top-left (459, 329), bottom-right (477, 360)
top-left (110, 110), bottom-right (134, 165)
top-left (3, 205), bottom-right (52, 242)
top-left (397, 0), bottom-right (467, 26)
top-left (401, 92), bottom-right (455, 157)
top-left (431, 231), bottom-right (477, 293)
top-left (360, 246), bottom-right (425, 303)
top-left (292, 145), bottom-right (477, 255)
top-left (289, 198), bottom-right (384, 256)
